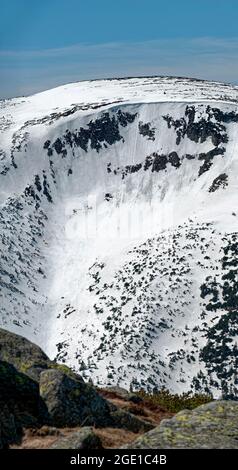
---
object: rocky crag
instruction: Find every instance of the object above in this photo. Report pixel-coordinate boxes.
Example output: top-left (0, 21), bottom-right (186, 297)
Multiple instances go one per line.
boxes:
top-left (0, 328), bottom-right (237, 449)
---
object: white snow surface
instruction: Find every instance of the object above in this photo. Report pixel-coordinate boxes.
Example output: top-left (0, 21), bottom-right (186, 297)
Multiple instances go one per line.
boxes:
top-left (0, 76), bottom-right (238, 396)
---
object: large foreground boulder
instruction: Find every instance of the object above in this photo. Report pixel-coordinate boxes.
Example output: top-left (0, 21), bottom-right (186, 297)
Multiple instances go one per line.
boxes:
top-left (0, 328), bottom-right (52, 382)
top-left (126, 401), bottom-right (238, 449)
top-left (50, 427), bottom-right (102, 449)
top-left (40, 369), bottom-right (112, 427)
top-left (0, 360), bottom-right (49, 447)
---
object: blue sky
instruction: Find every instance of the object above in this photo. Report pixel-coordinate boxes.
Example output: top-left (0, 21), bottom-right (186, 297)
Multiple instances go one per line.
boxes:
top-left (1, 0), bottom-right (238, 98)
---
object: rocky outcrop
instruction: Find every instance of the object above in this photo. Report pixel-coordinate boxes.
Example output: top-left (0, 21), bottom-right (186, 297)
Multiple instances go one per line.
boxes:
top-left (45, 110), bottom-right (137, 157)
top-left (126, 401), bottom-right (238, 449)
top-left (1, 329), bottom-right (237, 450)
top-left (0, 328), bottom-right (52, 382)
top-left (50, 427), bottom-right (102, 449)
top-left (39, 369), bottom-right (112, 428)
top-left (209, 173), bottom-right (228, 192)
top-left (0, 328), bottom-right (155, 448)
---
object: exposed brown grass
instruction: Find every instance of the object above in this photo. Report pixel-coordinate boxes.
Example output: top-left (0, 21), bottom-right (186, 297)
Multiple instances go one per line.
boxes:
top-left (98, 389), bottom-right (174, 427)
top-left (12, 435), bottom-right (59, 449)
top-left (12, 387), bottom-right (206, 449)
top-left (11, 426), bottom-right (141, 450)
top-left (94, 427), bottom-right (140, 448)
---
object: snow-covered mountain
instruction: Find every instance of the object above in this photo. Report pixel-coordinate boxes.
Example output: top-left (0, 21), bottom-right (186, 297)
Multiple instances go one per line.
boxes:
top-left (0, 76), bottom-right (238, 398)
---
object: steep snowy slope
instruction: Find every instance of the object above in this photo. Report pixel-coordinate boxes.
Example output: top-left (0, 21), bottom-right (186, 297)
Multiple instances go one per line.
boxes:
top-left (0, 76), bottom-right (238, 398)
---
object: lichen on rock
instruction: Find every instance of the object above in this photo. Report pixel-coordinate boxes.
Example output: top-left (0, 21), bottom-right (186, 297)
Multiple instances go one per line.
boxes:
top-left (125, 401), bottom-right (238, 449)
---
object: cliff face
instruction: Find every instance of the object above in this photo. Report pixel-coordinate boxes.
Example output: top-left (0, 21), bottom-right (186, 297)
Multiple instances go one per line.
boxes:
top-left (0, 76), bottom-right (238, 397)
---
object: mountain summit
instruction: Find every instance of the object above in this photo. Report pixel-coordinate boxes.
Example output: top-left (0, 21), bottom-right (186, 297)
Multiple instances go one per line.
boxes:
top-left (0, 76), bottom-right (238, 397)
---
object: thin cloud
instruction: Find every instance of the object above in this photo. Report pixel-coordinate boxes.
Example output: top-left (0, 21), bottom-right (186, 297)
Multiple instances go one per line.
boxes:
top-left (1, 37), bottom-right (238, 98)
top-left (1, 37), bottom-right (238, 59)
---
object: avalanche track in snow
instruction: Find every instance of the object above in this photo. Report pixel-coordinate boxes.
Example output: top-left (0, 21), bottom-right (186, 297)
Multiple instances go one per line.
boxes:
top-left (0, 76), bottom-right (238, 397)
